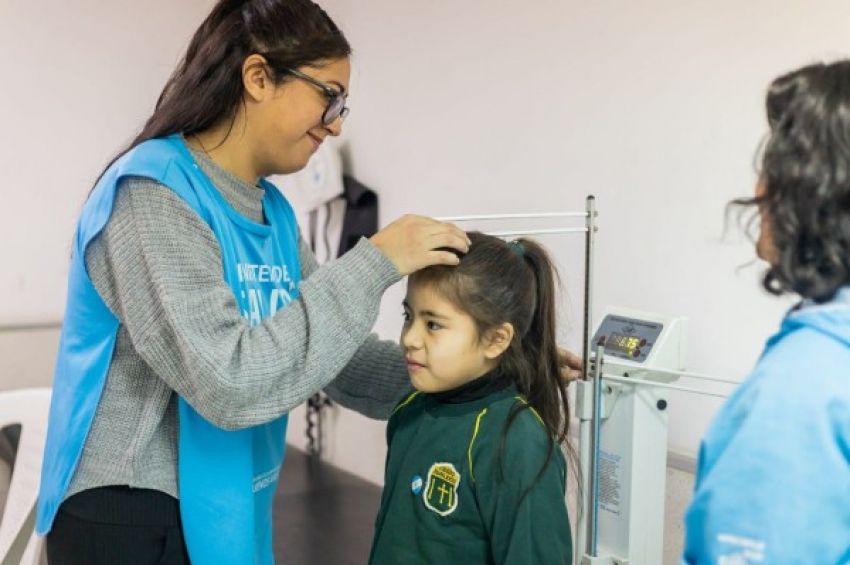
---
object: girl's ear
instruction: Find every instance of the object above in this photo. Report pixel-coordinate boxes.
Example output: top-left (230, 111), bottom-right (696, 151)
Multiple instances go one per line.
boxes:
top-left (483, 323), bottom-right (515, 360)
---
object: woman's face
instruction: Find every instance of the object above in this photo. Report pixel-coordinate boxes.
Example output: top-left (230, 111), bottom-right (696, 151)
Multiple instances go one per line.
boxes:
top-left (755, 180), bottom-right (779, 264)
top-left (247, 57), bottom-right (351, 176)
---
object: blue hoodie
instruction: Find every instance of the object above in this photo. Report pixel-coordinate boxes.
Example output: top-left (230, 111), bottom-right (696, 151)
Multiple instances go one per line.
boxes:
top-left (683, 287), bottom-right (850, 564)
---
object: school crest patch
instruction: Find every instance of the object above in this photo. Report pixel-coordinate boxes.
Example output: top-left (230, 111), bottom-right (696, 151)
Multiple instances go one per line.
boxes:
top-left (423, 462), bottom-right (461, 516)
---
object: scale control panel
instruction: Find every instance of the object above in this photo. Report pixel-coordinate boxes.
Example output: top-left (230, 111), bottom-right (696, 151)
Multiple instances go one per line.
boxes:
top-left (591, 314), bottom-right (664, 364)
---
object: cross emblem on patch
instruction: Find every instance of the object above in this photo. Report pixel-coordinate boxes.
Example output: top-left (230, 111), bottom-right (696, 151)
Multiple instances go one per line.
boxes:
top-left (423, 462), bottom-right (461, 516)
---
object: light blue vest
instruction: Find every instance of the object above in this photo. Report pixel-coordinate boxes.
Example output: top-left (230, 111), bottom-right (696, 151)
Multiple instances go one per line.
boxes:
top-left (37, 134), bottom-right (302, 564)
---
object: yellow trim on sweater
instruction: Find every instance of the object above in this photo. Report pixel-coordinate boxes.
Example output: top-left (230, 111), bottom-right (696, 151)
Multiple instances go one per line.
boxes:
top-left (392, 391), bottom-right (421, 415)
top-left (466, 408), bottom-right (489, 483)
top-left (514, 395), bottom-right (546, 428)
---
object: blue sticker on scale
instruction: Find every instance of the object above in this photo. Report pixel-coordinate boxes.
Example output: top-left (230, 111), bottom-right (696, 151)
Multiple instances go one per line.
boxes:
top-left (411, 475), bottom-right (423, 495)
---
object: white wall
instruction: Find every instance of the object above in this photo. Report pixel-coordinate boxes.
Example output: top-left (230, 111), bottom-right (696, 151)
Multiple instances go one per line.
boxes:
top-left (284, 0), bottom-right (850, 481)
top-left (0, 0), bottom-right (214, 327)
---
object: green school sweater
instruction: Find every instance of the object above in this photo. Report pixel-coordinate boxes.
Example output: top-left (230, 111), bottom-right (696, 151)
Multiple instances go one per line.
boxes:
top-left (369, 383), bottom-right (573, 564)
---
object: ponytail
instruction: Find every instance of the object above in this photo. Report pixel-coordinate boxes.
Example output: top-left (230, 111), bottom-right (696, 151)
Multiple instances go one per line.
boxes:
top-left (514, 239), bottom-right (570, 443)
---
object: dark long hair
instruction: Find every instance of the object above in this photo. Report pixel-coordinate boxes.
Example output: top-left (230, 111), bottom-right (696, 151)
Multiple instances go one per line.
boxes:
top-left (732, 61), bottom-right (850, 302)
top-left (96, 0), bottom-right (350, 183)
top-left (409, 232), bottom-right (573, 483)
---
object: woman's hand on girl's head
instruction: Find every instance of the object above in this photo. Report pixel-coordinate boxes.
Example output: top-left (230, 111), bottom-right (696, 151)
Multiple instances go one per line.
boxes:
top-left (369, 215), bottom-right (471, 276)
top-left (557, 347), bottom-right (583, 383)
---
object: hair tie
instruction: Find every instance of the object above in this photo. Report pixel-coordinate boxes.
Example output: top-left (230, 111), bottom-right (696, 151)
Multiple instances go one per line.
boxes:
top-left (509, 240), bottom-right (525, 257)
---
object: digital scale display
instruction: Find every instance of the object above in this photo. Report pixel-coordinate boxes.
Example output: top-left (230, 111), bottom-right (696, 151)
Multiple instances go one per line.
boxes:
top-left (592, 314), bottom-right (664, 363)
top-left (606, 333), bottom-right (641, 356)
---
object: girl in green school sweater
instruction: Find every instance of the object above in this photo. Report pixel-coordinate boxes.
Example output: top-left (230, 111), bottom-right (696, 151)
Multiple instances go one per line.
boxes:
top-left (369, 232), bottom-right (574, 565)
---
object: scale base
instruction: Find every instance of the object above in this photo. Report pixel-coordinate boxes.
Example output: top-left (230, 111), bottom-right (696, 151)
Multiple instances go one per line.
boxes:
top-left (580, 553), bottom-right (629, 565)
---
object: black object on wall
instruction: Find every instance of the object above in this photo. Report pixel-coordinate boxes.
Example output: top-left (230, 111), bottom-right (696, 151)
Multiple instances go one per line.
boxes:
top-left (337, 175), bottom-right (379, 255)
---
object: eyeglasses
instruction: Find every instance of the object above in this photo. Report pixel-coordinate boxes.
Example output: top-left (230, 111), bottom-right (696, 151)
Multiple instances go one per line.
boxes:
top-left (285, 68), bottom-right (350, 125)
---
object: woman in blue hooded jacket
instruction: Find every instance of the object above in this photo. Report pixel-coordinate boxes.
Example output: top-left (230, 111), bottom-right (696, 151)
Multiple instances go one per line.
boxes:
top-left (683, 61), bottom-right (850, 564)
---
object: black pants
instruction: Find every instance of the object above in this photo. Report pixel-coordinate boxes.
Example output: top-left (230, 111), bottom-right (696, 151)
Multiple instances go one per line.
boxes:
top-left (46, 486), bottom-right (190, 565)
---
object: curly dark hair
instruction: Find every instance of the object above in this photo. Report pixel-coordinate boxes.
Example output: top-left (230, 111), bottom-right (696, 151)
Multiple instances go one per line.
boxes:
top-left (734, 61), bottom-right (850, 302)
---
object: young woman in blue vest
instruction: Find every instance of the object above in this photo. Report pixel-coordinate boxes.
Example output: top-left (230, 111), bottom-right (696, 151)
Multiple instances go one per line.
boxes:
top-left (36, 1), bottom-right (475, 563)
top-left (683, 61), bottom-right (850, 563)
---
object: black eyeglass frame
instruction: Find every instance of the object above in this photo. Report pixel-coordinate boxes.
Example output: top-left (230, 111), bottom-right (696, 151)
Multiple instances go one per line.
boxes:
top-left (285, 68), bottom-right (350, 125)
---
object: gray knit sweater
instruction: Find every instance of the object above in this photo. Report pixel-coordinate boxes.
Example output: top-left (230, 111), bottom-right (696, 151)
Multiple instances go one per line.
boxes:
top-left (67, 145), bottom-right (410, 500)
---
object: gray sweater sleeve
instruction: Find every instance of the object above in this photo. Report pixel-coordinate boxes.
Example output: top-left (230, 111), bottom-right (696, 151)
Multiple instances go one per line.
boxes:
top-left (296, 236), bottom-right (413, 420)
top-left (91, 178), bottom-right (401, 431)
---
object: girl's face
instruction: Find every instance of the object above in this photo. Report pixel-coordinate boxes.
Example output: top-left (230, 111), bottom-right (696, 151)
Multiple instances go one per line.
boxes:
top-left (247, 57), bottom-right (351, 176)
top-left (401, 283), bottom-right (511, 393)
top-left (755, 180), bottom-right (778, 264)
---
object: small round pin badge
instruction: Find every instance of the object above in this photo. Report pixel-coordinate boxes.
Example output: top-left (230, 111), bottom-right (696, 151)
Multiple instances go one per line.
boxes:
top-left (411, 475), bottom-right (423, 495)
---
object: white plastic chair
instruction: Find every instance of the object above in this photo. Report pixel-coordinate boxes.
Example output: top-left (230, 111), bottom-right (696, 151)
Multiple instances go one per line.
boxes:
top-left (0, 388), bottom-right (51, 565)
